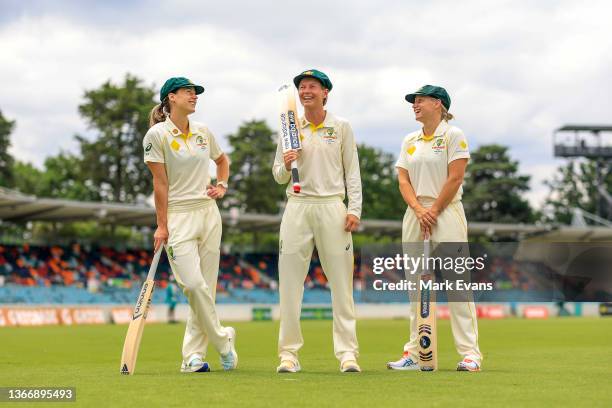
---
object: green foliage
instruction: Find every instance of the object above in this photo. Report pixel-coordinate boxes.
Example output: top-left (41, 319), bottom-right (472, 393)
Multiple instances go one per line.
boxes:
top-left (358, 144), bottom-right (405, 220)
top-left (226, 120), bottom-right (285, 213)
top-left (0, 110), bottom-right (15, 187)
top-left (544, 159), bottom-right (612, 224)
top-left (76, 73), bottom-right (156, 203)
top-left (40, 153), bottom-right (100, 200)
top-left (463, 144), bottom-right (533, 223)
top-left (11, 161), bottom-right (43, 195)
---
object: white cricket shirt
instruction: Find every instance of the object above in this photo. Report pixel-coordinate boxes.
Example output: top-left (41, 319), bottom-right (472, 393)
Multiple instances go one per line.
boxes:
top-left (395, 120), bottom-right (470, 202)
top-left (143, 117), bottom-right (223, 211)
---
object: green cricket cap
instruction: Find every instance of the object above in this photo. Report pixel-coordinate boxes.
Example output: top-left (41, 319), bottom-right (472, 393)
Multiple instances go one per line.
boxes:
top-left (405, 85), bottom-right (451, 110)
top-left (160, 77), bottom-right (204, 101)
top-left (293, 69), bottom-right (333, 91)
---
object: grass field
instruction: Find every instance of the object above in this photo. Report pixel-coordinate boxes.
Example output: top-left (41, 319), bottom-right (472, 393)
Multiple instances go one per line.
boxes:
top-left (1, 318), bottom-right (611, 407)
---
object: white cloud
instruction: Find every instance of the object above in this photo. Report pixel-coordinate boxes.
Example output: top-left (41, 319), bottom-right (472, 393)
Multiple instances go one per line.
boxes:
top-left (1, 1), bottom-right (611, 210)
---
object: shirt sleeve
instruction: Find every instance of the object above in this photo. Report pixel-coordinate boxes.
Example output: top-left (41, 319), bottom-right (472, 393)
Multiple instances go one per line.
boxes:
top-left (272, 135), bottom-right (291, 184)
top-left (143, 129), bottom-right (164, 163)
top-left (395, 137), bottom-right (410, 170)
top-left (447, 128), bottom-right (470, 164)
top-left (341, 121), bottom-right (362, 219)
top-left (207, 129), bottom-right (223, 161)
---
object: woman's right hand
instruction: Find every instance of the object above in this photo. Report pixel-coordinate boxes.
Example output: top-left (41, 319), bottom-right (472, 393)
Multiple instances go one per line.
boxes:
top-left (283, 150), bottom-right (300, 170)
top-left (153, 226), bottom-right (169, 253)
top-left (413, 205), bottom-right (436, 237)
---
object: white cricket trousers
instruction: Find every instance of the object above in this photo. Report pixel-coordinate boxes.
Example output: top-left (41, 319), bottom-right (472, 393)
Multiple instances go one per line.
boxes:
top-left (402, 198), bottom-right (483, 365)
top-left (166, 200), bottom-right (230, 363)
top-left (278, 196), bottom-right (359, 364)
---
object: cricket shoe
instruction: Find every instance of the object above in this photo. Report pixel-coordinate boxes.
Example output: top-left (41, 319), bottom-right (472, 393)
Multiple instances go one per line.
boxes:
top-left (386, 352), bottom-right (420, 371)
top-left (220, 327), bottom-right (238, 370)
top-left (457, 358), bottom-right (480, 372)
top-left (181, 357), bottom-right (211, 373)
top-left (340, 360), bottom-right (361, 373)
top-left (277, 359), bottom-right (301, 373)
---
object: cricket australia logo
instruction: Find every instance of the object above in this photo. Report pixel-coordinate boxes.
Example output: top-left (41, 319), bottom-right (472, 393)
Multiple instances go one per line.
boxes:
top-left (195, 135), bottom-right (208, 151)
top-left (431, 137), bottom-right (446, 153)
top-left (323, 127), bottom-right (337, 144)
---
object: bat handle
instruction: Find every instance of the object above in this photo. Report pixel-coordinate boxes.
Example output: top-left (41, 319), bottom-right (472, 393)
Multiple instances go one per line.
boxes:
top-left (290, 161), bottom-right (300, 193)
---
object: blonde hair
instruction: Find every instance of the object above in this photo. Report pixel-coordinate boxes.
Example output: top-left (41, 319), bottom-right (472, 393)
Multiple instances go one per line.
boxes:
top-left (441, 105), bottom-right (454, 121)
top-left (149, 97), bottom-right (170, 127)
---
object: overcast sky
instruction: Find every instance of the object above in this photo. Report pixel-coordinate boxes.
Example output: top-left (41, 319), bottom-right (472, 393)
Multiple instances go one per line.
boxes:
top-left (1, 0), bottom-right (611, 208)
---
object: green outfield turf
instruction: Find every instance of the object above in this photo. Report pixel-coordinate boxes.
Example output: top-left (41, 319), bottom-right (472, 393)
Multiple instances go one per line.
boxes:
top-left (1, 318), bottom-right (611, 407)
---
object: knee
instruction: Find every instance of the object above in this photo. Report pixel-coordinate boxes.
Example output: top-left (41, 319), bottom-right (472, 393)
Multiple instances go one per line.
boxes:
top-left (181, 279), bottom-right (207, 295)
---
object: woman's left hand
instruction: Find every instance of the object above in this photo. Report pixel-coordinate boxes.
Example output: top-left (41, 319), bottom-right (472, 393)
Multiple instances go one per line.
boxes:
top-left (207, 184), bottom-right (226, 199)
top-left (425, 206), bottom-right (441, 225)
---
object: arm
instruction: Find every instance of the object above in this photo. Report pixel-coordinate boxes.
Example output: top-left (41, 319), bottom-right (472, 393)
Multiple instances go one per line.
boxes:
top-left (397, 167), bottom-right (436, 235)
top-left (397, 167), bottom-right (420, 210)
top-left (429, 158), bottom-right (468, 217)
top-left (146, 162), bottom-right (169, 252)
top-left (342, 123), bottom-right (362, 231)
top-left (272, 136), bottom-right (292, 184)
top-left (207, 153), bottom-right (230, 199)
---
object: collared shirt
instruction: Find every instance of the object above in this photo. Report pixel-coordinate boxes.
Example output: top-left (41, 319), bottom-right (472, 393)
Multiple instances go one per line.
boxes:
top-left (272, 112), bottom-right (363, 218)
top-left (395, 120), bottom-right (470, 202)
top-left (143, 117), bottom-right (223, 210)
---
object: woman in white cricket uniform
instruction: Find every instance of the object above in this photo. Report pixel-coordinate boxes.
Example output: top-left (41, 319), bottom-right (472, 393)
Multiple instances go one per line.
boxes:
top-left (387, 85), bottom-right (483, 372)
top-left (144, 77), bottom-right (237, 373)
top-left (273, 69), bottom-right (363, 373)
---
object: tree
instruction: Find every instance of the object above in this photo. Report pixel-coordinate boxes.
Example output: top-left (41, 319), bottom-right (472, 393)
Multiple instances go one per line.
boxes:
top-left (463, 144), bottom-right (533, 223)
top-left (76, 73), bottom-right (156, 203)
top-left (0, 110), bottom-right (15, 187)
top-left (358, 144), bottom-right (405, 220)
top-left (226, 120), bottom-right (285, 213)
top-left (544, 159), bottom-right (612, 224)
top-left (11, 161), bottom-right (43, 195)
top-left (39, 153), bottom-right (100, 201)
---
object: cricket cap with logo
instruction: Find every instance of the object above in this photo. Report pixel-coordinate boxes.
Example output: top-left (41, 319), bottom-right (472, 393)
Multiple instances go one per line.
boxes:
top-left (160, 77), bottom-right (204, 101)
top-left (293, 69), bottom-right (333, 91)
top-left (405, 85), bottom-right (451, 110)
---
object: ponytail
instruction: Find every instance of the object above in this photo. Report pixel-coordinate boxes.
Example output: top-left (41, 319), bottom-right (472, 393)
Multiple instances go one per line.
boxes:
top-left (149, 98), bottom-right (170, 127)
top-left (441, 105), bottom-right (454, 121)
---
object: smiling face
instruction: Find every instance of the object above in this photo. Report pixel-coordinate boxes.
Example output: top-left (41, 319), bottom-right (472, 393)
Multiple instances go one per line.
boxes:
top-left (412, 95), bottom-right (442, 123)
top-left (169, 87), bottom-right (198, 114)
top-left (298, 78), bottom-right (329, 108)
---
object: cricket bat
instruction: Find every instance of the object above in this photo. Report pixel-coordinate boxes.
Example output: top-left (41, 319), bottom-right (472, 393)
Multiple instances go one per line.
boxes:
top-left (120, 245), bottom-right (163, 375)
top-left (417, 234), bottom-right (438, 371)
top-left (278, 83), bottom-right (302, 193)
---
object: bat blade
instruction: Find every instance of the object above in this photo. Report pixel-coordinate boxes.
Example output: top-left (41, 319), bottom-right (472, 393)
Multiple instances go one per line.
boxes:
top-left (278, 84), bottom-right (302, 193)
top-left (417, 238), bottom-right (438, 371)
top-left (120, 246), bottom-right (163, 375)
top-left (120, 279), bottom-right (155, 375)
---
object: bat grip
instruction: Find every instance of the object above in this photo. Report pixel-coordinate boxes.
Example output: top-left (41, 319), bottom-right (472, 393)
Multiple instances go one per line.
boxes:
top-left (290, 162), bottom-right (300, 193)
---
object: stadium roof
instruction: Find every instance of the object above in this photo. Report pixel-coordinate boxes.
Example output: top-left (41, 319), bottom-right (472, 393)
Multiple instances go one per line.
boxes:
top-left (1, 187), bottom-right (612, 240)
top-left (556, 125), bottom-right (612, 132)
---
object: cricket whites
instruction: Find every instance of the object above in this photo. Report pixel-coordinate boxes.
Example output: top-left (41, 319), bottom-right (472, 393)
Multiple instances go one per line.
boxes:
top-left (278, 83), bottom-right (302, 193)
top-left (417, 234), bottom-right (438, 371)
top-left (120, 245), bottom-right (164, 375)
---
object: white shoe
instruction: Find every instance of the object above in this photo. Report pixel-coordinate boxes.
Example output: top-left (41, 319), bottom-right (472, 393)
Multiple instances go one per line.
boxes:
top-left (457, 358), bottom-right (480, 372)
top-left (340, 360), bottom-right (361, 373)
top-left (277, 359), bottom-right (301, 373)
top-left (219, 327), bottom-right (238, 370)
top-left (386, 352), bottom-right (420, 371)
top-left (180, 357), bottom-right (210, 373)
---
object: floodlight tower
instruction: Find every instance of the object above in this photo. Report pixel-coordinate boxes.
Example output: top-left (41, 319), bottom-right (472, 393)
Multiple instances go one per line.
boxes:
top-left (553, 125), bottom-right (612, 220)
